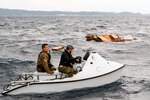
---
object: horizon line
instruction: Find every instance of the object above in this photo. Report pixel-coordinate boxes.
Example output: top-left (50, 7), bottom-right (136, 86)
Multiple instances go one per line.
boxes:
top-left (0, 8), bottom-right (148, 15)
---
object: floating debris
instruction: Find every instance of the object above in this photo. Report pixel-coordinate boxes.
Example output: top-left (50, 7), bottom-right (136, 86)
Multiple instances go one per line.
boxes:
top-left (85, 34), bottom-right (136, 42)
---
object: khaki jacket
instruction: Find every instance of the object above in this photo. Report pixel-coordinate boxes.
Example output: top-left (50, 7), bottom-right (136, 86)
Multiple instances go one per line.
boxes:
top-left (37, 52), bottom-right (53, 73)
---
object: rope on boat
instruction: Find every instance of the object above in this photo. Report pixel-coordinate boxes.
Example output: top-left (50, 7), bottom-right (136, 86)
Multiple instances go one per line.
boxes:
top-left (3, 74), bottom-right (34, 91)
top-left (3, 82), bottom-right (25, 91)
top-left (17, 74), bottom-right (33, 81)
top-left (3, 84), bottom-right (11, 91)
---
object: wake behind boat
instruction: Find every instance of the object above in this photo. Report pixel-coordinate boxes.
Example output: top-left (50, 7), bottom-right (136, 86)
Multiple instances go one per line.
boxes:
top-left (2, 52), bottom-right (125, 95)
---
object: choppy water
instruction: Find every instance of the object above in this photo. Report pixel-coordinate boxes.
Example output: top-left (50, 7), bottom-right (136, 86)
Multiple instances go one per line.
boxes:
top-left (0, 16), bottom-right (150, 100)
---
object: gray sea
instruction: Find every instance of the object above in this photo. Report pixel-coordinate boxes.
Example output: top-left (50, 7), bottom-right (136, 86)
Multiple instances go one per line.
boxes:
top-left (0, 16), bottom-right (150, 100)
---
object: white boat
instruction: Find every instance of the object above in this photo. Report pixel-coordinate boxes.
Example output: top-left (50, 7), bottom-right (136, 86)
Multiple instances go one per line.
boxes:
top-left (2, 52), bottom-right (125, 95)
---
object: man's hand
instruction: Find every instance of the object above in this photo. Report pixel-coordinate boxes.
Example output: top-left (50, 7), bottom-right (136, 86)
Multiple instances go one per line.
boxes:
top-left (75, 56), bottom-right (82, 63)
top-left (48, 71), bottom-right (54, 75)
top-left (75, 56), bottom-right (81, 59)
top-left (51, 67), bottom-right (56, 71)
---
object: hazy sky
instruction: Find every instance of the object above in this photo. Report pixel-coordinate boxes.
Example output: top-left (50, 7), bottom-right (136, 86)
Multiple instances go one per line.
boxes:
top-left (0, 0), bottom-right (150, 14)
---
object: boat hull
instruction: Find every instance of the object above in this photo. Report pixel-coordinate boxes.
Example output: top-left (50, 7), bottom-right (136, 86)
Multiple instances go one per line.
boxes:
top-left (3, 65), bottom-right (124, 95)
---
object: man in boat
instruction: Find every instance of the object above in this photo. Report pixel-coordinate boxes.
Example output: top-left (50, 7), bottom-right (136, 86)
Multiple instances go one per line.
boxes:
top-left (58, 45), bottom-right (81, 77)
top-left (37, 43), bottom-right (56, 74)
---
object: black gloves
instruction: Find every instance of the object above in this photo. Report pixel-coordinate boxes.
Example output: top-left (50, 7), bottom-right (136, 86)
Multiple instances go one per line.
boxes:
top-left (75, 56), bottom-right (82, 63)
top-left (75, 56), bottom-right (81, 59)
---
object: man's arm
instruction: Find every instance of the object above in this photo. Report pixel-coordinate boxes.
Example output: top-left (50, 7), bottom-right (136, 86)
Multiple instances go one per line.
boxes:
top-left (41, 54), bottom-right (53, 74)
top-left (62, 52), bottom-right (76, 63)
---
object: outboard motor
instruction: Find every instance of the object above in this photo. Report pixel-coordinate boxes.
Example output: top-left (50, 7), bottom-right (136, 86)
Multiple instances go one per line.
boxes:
top-left (83, 51), bottom-right (90, 60)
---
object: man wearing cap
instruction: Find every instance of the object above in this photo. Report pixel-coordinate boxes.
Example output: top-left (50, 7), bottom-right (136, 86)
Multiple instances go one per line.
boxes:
top-left (37, 43), bottom-right (56, 74)
top-left (58, 45), bottom-right (81, 77)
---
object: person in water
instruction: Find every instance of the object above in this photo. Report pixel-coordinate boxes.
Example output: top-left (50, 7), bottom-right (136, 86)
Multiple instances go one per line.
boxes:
top-left (58, 45), bottom-right (81, 77)
top-left (37, 43), bottom-right (56, 74)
